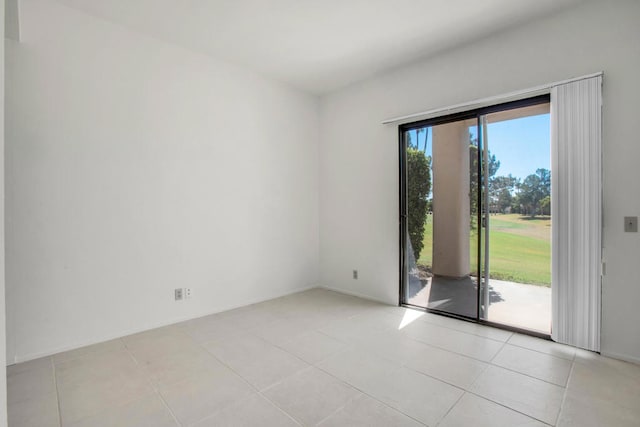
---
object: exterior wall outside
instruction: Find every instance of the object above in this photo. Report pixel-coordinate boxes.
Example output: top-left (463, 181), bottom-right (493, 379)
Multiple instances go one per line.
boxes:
top-left (432, 121), bottom-right (470, 278)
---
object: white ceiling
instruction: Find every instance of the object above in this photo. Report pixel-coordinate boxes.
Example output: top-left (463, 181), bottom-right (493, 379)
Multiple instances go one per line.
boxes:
top-left (53, 0), bottom-right (585, 94)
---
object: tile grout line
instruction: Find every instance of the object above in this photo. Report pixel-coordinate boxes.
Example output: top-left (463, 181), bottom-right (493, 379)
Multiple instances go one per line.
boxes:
top-left (254, 391), bottom-right (305, 427)
top-left (487, 365), bottom-right (568, 388)
top-left (184, 327), bottom-right (308, 425)
top-left (311, 352), bottom-right (429, 426)
top-left (58, 339), bottom-right (179, 426)
top-left (433, 390), bottom-right (466, 427)
top-left (399, 321), bottom-right (575, 387)
top-left (461, 338), bottom-right (564, 425)
top-left (554, 358), bottom-right (577, 426)
top-left (389, 343), bottom-right (490, 392)
top-left (311, 332), bottom-right (557, 426)
top-left (309, 337), bottom-right (475, 408)
top-left (52, 341), bottom-right (150, 426)
top-left (490, 337), bottom-right (576, 387)
top-left (461, 357), bottom-right (491, 392)
top-left (155, 391), bottom-right (184, 427)
top-left (121, 337), bottom-right (184, 427)
top-left (250, 313), bottom-right (430, 426)
top-left (193, 332), bottom-right (309, 394)
top-left (415, 311), bottom-right (574, 363)
top-left (255, 326), bottom-right (367, 423)
top-left (395, 332), bottom-right (501, 365)
top-left (484, 337), bottom-right (575, 386)
top-left (463, 389), bottom-right (555, 426)
top-left (417, 316), bottom-right (514, 344)
top-left (506, 340), bottom-right (576, 361)
top-left (489, 334), bottom-right (511, 363)
top-left (51, 357), bottom-right (63, 427)
top-left (311, 392), bottom-right (364, 426)
top-left (227, 326), bottom-right (370, 426)
top-left (486, 360), bottom-right (570, 388)
top-left (349, 392), bottom-right (428, 426)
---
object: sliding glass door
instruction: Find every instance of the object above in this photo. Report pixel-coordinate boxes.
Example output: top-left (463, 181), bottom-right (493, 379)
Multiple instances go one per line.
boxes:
top-left (400, 96), bottom-right (552, 334)
top-left (401, 116), bottom-right (479, 319)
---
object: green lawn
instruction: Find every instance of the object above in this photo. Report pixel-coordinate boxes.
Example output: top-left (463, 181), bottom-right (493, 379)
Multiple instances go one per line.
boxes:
top-left (416, 214), bottom-right (551, 286)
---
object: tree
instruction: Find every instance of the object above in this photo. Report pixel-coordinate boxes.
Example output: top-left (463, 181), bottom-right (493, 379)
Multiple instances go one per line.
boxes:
top-left (421, 127), bottom-right (429, 153)
top-left (416, 128), bottom-right (425, 151)
top-left (517, 168), bottom-right (551, 217)
top-left (407, 148), bottom-right (431, 261)
top-left (496, 188), bottom-right (513, 213)
top-left (539, 195), bottom-right (551, 216)
top-left (490, 174), bottom-right (519, 213)
top-left (469, 137), bottom-right (500, 222)
top-left (408, 127), bottom-right (430, 153)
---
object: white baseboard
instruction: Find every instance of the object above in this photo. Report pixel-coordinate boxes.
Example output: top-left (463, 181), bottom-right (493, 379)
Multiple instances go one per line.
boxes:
top-left (600, 350), bottom-right (640, 366)
top-left (10, 284), bottom-right (319, 365)
top-left (320, 285), bottom-right (396, 306)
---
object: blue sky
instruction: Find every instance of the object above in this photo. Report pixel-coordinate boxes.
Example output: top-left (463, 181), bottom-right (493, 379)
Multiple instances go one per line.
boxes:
top-left (408, 113), bottom-right (550, 181)
top-left (485, 114), bottom-right (550, 179)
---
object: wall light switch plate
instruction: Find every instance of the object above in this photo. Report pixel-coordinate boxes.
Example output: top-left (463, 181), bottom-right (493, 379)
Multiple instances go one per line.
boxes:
top-left (624, 216), bottom-right (638, 232)
top-left (175, 288), bottom-right (183, 300)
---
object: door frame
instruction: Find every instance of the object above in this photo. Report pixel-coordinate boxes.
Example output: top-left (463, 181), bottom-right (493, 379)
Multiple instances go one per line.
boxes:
top-left (398, 94), bottom-right (551, 338)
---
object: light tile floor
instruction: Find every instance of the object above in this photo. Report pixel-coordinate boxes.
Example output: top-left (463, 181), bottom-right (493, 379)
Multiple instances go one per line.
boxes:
top-left (7, 289), bottom-right (640, 426)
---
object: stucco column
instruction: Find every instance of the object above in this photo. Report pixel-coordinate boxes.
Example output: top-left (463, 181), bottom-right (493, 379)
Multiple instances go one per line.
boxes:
top-left (432, 121), bottom-right (470, 278)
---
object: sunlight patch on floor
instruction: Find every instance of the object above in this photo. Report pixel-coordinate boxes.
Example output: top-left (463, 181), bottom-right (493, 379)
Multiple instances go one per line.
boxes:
top-left (397, 308), bottom-right (425, 330)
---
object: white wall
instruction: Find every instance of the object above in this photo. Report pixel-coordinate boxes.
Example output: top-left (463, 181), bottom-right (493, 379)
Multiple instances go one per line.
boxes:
top-left (1, 0), bottom-right (8, 422)
top-left (320, 0), bottom-right (640, 362)
top-left (5, 0), bottom-right (319, 362)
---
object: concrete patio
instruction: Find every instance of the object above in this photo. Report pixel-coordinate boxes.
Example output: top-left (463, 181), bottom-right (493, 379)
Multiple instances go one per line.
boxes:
top-left (408, 273), bottom-right (551, 334)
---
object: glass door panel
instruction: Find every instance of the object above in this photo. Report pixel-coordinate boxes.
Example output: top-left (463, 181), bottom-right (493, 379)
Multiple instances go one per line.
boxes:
top-left (478, 104), bottom-right (552, 333)
top-left (403, 117), bottom-right (479, 319)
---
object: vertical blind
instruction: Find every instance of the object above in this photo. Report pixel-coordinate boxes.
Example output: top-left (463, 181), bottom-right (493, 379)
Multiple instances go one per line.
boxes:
top-left (551, 75), bottom-right (602, 351)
